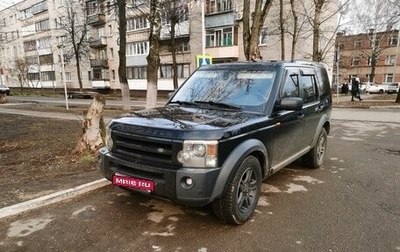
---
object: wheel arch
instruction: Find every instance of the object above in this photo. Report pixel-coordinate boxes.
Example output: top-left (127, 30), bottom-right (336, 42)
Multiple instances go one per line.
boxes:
top-left (311, 115), bottom-right (331, 147)
top-left (210, 139), bottom-right (268, 200)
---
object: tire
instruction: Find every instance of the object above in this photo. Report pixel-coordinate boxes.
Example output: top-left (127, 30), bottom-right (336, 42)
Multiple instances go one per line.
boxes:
top-left (212, 155), bottom-right (262, 225)
top-left (303, 128), bottom-right (327, 168)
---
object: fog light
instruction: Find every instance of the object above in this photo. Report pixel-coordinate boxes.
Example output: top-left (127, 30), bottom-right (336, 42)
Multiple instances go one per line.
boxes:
top-left (185, 177), bottom-right (193, 186)
top-left (181, 176), bottom-right (195, 189)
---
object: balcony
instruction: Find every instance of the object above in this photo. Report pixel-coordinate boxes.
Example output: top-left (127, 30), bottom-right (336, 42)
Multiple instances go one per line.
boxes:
top-left (87, 13), bottom-right (106, 26)
top-left (90, 59), bottom-right (108, 68)
top-left (205, 45), bottom-right (239, 59)
top-left (89, 37), bottom-right (107, 48)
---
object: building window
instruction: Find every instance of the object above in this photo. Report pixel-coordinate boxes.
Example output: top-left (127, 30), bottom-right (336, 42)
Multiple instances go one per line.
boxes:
top-left (385, 73), bottom-right (394, 82)
top-left (92, 69), bottom-right (109, 80)
top-left (206, 27), bottom-right (234, 47)
top-left (354, 40), bottom-right (361, 49)
top-left (352, 57), bottom-right (360, 66)
top-left (112, 70), bottom-right (115, 80)
top-left (26, 56), bottom-right (38, 64)
top-left (389, 35), bottom-right (398, 46)
top-left (370, 39), bottom-right (379, 48)
top-left (39, 54), bottom-right (54, 65)
top-left (66, 72), bottom-right (72, 81)
top-left (386, 55), bottom-right (396, 65)
top-left (159, 64), bottom-right (190, 79)
top-left (35, 19), bottom-right (50, 32)
top-left (126, 66), bottom-right (147, 79)
top-left (205, 0), bottom-right (233, 14)
top-left (338, 42), bottom-right (345, 50)
top-left (20, 8), bottom-right (34, 20)
top-left (126, 41), bottom-right (149, 55)
top-left (31, 1), bottom-right (48, 15)
top-left (37, 37), bottom-right (51, 49)
top-left (127, 16), bottom-right (149, 31)
top-left (259, 28), bottom-right (267, 45)
top-left (23, 40), bottom-right (37, 52)
top-left (28, 73), bottom-right (40, 80)
top-left (41, 71), bottom-right (55, 81)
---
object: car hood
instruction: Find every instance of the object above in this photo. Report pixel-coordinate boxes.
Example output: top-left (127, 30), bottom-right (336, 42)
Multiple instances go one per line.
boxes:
top-left (109, 106), bottom-right (267, 140)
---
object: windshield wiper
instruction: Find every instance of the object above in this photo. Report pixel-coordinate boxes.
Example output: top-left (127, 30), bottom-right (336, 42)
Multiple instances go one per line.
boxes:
top-left (193, 101), bottom-right (242, 110)
top-left (169, 100), bottom-right (197, 106)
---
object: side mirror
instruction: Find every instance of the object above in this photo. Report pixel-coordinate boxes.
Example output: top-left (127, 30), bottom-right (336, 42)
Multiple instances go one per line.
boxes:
top-left (275, 97), bottom-right (303, 111)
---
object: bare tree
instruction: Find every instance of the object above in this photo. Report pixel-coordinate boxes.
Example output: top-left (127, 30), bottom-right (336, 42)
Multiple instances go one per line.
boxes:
top-left (117, 0), bottom-right (131, 111)
top-left (348, 0), bottom-right (399, 83)
top-left (8, 57), bottom-right (30, 94)
top-left (387, 0), bottom-right (400, 104)
top-left (242, 0), bottom-right (274, 61)
top-left (296, 0), bottom-right (345, 63)
top-left (57, 0), bottom-right (90, 91)
top-left (146, 0), bottom-right (162, 109)
top-left (160, 0), bottom-right (188, 90)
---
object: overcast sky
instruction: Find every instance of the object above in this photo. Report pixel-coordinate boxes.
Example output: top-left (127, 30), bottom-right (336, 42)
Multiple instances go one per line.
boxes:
top-left (0, 0), bottom-right (20, 11)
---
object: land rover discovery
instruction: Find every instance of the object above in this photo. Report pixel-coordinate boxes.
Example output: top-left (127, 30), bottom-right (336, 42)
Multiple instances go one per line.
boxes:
top-left (99, 60), bottom-right (332, 224)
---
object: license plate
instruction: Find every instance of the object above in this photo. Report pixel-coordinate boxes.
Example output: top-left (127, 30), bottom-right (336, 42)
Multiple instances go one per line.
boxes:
top-left (112, 175), bottom-right (154, 192)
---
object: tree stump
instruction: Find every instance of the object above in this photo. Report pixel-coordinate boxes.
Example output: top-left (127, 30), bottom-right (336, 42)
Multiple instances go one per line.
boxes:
top-left (74, 93), bottom-right (106, 153)
top-left (0, 94), bottom-right (7, 104)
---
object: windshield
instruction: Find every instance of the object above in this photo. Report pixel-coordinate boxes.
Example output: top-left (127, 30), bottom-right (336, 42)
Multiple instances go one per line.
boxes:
top-left (170, 68), bottom-right (275, 113)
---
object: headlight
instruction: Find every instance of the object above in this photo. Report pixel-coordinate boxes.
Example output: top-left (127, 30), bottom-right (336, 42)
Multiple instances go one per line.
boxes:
top-left (105, 126), bottom-right (113, 150)
top-left (177, 140), bottom-right (218, 167)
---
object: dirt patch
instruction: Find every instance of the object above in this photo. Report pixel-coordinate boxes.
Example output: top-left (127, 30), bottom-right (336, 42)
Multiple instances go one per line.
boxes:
top-left (0, 114), bottom-right (104, 208)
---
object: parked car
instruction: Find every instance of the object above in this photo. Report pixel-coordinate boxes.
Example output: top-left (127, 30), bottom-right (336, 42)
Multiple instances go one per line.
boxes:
top-left (98, 60), bottom-right (332, 224)
top-left (386, 83), bottom-right (399, 94)
top-left (367, 84), bottom-right (388, 94)
top-left (0, 84), bottom-right (10, 95)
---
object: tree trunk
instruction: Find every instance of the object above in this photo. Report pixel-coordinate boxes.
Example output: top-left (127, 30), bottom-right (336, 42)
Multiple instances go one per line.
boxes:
top-left (312, 0), bottom-right (324, 61)
top-left (117, 0), bottom-right (131, 111)
top-left (146, 0), bottom-right (161, 109)
top-left (0, 94), bottom-right (7, 104)
top-left (242, 0), bottom-right (251, 60)
top-left (279, 0), bottom-right (285, 60)
top-left (290, 0), bottom-right (298, 60)
top-left (75, 93), bottom-right (106, 153)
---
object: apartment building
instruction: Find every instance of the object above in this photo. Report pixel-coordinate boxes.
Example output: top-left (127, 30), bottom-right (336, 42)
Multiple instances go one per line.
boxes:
top-left (335, 30), bottom-right (400, 84)
top-left (0, 0), bottom-right (339, 91)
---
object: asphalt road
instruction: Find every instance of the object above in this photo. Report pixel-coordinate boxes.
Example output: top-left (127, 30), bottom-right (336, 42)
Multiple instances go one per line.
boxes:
top-left (0, 97), bottom-right (399, 251)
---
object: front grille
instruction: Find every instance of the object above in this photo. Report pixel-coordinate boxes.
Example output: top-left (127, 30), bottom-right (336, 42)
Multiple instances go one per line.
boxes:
top-left (112, 130), bottom-right (180, 167)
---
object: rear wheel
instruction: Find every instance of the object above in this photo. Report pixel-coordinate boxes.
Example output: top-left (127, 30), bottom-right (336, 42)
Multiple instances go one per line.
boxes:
top-left (303, 128), bottom-right (327, 168)
top-left (212, 155), bottom-right (262, 225)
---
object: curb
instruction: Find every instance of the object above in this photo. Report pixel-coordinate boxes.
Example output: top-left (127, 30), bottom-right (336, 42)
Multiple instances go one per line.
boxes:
top-left (0, 178), bottom-right (110, 220)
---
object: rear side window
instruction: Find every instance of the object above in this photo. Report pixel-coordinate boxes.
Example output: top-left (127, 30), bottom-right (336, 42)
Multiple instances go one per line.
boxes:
top-left (300, 75), bottom-right (318, 103)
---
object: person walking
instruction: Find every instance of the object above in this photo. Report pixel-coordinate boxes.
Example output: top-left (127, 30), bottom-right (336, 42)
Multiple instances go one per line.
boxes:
top-left (351, 78), bottom-right (363, 101)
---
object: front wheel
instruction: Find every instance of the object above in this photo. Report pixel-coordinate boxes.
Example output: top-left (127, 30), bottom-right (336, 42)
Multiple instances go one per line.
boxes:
top-left (212, 155), bottom-right (262, 225)
top-left (303, 128), bottom-right (327, 168)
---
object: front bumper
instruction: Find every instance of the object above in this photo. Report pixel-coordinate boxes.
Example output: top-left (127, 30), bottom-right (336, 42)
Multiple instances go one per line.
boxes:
top-left (98, 147), bottom-right (221, 206)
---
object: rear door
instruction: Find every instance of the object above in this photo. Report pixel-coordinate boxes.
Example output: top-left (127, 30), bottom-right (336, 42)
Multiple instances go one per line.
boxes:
top-left (299, 68), bottom-right (322, 146)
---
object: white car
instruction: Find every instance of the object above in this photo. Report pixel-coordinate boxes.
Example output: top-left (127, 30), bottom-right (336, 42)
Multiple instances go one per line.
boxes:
top-left (386, 83), bottom-right (399, 94)
top-left (367, 84), bottom-right (387, 94)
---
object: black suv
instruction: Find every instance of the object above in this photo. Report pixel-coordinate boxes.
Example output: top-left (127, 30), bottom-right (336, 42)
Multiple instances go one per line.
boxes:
top-left (99, 60), bottom-right (332, 224)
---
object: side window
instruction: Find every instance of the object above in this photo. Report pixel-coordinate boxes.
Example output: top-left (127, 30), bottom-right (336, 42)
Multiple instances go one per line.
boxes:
top-left (281, 70), bottom-right (299, 98)
top-left (300, 75), bottom-right (317, 103)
